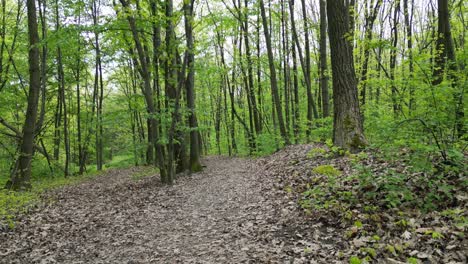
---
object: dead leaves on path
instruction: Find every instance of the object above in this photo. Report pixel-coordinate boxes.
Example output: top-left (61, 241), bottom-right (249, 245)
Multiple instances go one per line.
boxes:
top-left (0, 152), bottom-right (466, 263)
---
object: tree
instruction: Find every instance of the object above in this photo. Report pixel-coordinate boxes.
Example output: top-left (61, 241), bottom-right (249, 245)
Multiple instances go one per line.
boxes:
top-left (433, 0), bottom-right (464, 137)
top-left (259, 0), bottom-right (290, 145)
top-left (326, 0), bottom-right (366, 152)
top-left (184, 0), bottom-right (202, 172)
top-left (6, 0), bottom-right (41, 190)
top-left (319, 0), bottom-right (329, 117)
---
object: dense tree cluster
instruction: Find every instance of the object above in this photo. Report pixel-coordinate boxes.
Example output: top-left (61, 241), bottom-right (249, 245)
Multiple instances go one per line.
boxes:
top-left (0, 0), bottom-right (465, 189)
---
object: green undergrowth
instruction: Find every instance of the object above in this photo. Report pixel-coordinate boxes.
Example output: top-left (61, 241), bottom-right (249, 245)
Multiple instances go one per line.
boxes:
top-left (301, 145), bottom-right (466, 216)
top-left (298, 142), bottom-right (466, 262)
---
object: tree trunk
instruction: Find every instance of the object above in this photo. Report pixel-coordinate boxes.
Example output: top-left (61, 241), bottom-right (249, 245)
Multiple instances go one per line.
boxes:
top-left (7, 0), bottom-right (41, 190)
top-left (359, 0), bottom-right (381, 107)
top-left (390, 0), bottom-right (401, 116)
top-left (259, 0), bottom-right (289, 145)
top-left (327, 0), bottom-right (366, 152)
top-left (319, 0), bottom-right (329, 118)
top-left (403, 0), bottom-right (415, 113)
top-left (55, 0), bottom-right (69, 176)
top-left (119, 0), bottom-right (167, 182)
top-left (183, 0), bottom-right (202, 172)
top-left (433, 0), bottom-right (464, 137)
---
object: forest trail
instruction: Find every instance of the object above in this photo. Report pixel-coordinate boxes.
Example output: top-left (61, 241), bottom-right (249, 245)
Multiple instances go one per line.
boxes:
top-left (0, 157), bottom-right (331, 263)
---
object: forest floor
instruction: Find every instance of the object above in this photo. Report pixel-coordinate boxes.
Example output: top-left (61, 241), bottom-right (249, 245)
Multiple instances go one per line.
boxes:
top-left (0, 146), bottom-right (466, 263)
top-left (0, 156), bottom-right (339, 263)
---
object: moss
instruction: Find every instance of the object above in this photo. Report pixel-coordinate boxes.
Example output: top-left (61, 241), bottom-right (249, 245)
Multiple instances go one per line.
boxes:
top-left (350, 133), bottom-right (367, 151)
top-left (190, 162), bottom-right (203, 173)
top-left (313, 164), bottom-right (341, 177)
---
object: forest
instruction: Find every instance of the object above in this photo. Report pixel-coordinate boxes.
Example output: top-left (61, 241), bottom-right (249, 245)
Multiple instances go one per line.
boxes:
top-left (0, 0), bottom-right (466, 262)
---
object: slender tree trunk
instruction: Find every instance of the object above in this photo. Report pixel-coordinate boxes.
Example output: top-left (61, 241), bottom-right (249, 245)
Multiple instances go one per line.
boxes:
top-left (164, 0), bottom-right (179, 181)
top-left (390, 0), bottom-right (401, 116)
top-left (75, 11), bottom-right (84, 175)
top-left (289, 0), bottom-right (318, 139)
top-left (359, 0), bottom-right (381, 107)
top-left (260, 0), bottom-right (289, 145)
top-left (35, 0), bottom-right (47, 135)
top-left (319, 0), bottom-right (329, 117)
top-left (55, 0), bottom-right (69, 176)
top-left (280, 0), bottom-right (290, 134)
top-left (6, 0), bottom-right (41, 190)
top-left (291, 35), bottom-right (300, 143)
top-left (119, 0), bottom-right (167, 181)
top-left (243, 0), bottom-right (261, 135)
top-left (403, 0), bottom-right (415, 113)
top-left (183, 0), bottom-right (202, 172)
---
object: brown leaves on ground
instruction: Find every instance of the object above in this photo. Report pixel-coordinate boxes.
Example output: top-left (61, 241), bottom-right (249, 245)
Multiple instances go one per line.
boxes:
top-left (0, 148), bottom-right (466, 263)
top-left (0, 157), bottom-right (342, 263)
top-left (258, 144), bottom-right (467, 263)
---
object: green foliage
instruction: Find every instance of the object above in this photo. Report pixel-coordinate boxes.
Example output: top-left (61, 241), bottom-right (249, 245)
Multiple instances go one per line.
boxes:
top-left (360, 247), bottom-right (377, 258)
top-left (407, 257), bottom-right (419, 264)
top-left (312, 165), bottom-right (341, 177)
top-left (349, 256), bottom-right (362, 264)
top-left (307, 147), bottom-right (327, 159)
top-left (309, 117), bottom-right (333, 142)
top-left (105, 154), bottom-right (136, 169)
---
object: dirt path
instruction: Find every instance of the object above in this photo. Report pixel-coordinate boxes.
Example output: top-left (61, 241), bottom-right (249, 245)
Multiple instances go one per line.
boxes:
top-left (0, 157), bottom-right (332, 263)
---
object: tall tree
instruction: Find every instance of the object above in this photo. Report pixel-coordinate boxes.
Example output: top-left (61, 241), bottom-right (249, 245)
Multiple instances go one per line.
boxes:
top-left (359, 0), bottom-right (382, 106)
top-left (433, 0), bottom-right (464, 137)
top-left (6, 0), bottom-right (41, 190)
top-left (259, 0), bottom-right (290, 145)
top-left (403, 0), bottom-right (415, 112)
top-left (119, 0), bottom-right (167, 181)
top-left (389, 0), bottom-right (401, 116)
top-left (327, 0), bottom-right (366, 151)
top-left (319, 0), bottom-right (329, 117)
top-left (184, 0), bottom-right (202, 172)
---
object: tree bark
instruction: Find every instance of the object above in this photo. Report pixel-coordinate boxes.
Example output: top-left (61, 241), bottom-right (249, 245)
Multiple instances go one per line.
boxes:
top-left (184, 0), bottom-right (202, 172)
top-left (327, 0), bottom-right (366, 152)
top-left (6, 0), bottom-right (41, 190)
top-left (259, 0), bottom-right (289, 145)
top-left (433, 0), bottom-right (464, 137)
top-left (319, 0), bottom-right (329, 117)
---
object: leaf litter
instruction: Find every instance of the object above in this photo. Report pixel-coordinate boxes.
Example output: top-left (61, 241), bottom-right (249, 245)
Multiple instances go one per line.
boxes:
top-left (0, 147), bottom-right (466, 263)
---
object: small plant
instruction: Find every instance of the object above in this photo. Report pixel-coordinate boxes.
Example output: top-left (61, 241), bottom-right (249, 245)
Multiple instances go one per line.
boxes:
top-left (361, 247), bottom-right (377, 258)
top-left (313, 165), bottom-right (341, 177)
top-left (385, 245), bottom-right (397, 256)
top-left (424, 230), bottom-right (444, 239)
top-left (354, 220), bottom-right (363, 228)
top-left (307, 147), bottom-right (327, 158)
top-left (407, 257), bottom-right (419, 264)
top-left (349, 256), bottom-right (362, 264)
